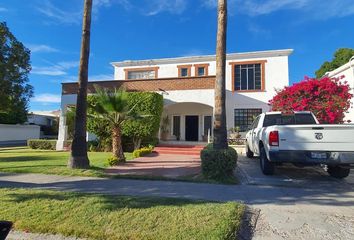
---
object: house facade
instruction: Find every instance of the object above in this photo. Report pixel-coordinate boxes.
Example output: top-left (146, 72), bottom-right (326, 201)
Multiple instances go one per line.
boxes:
top-left (325, 57), bottom-right (354, 123)
top-left (56, 49), bottom-right (293, 150)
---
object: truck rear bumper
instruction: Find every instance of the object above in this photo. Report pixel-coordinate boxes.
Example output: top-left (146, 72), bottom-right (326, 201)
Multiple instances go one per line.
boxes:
top-left (268, 150), bottom-right (354, 165)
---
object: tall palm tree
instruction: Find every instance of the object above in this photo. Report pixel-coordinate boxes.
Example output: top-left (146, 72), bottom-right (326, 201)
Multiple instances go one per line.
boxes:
top-left (68, 0), bottom-right (92, 168)
top-left (213, 0), bottom-right (228, 150)
top-left (88, 87), bottom-right (143, 162)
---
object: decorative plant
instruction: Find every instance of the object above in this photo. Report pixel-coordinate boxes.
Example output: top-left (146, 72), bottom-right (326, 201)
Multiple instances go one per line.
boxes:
top-left (269, 76), bottom-right (353, 124)
top-left (160, 116), bottom-right (170, 140)
top-left (88, 86), bottom-right (145, 163)
top-left (229, 127), bottom-right (241, 139)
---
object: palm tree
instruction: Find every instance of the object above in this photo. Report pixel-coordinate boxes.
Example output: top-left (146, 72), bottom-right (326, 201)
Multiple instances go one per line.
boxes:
top-left (213, 0), bottom-right (228, 150)
top-left (88, 87), bottom-right (143, 162)
top-left (68, 0), bottom-right (92, 169)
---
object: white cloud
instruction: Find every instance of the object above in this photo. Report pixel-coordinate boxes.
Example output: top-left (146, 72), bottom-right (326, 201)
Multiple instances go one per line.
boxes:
top-left (36, 1), bottom-right (81, 25)
top-left (32, 94), bottom-right (61, 103)
top-left (203, 0), bottom-right (354, 19)
top-left (31, 67), bottom-right (66, 76)
top-left (31, 60), bottom-right (79, 76)
top-left (56, 61), bottom-right (79, 69)
top-left (27, 44), bottom-right (59, 53)
top-left (143, 0), bottom-right (187, 16)
top-left (89, 74), bottom-right (114, 81)
top-left (180, 49), bottom-right (210, 57)
top-left (240, 0), bottom-right (308, 16)
top-left (36, 0), bottom-right (188, 23)
top-left (36, 0), bottom-right (133, 25)
top-left (0, 7), bottom-right (8, 12)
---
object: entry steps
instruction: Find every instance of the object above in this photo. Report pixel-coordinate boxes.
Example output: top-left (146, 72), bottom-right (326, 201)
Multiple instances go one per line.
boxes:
top-left (153, 144), bottom-right (206, 156)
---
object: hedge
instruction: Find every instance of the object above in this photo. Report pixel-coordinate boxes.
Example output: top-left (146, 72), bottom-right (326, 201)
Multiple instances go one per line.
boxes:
top-left (132, 146), bottom-right (153, 158)
top-left (27, 139), bottom-right (57, 150)
top-left (85, 92), bottom-right (163, 151)
top-left (200, 144), bottom-right (238, 181)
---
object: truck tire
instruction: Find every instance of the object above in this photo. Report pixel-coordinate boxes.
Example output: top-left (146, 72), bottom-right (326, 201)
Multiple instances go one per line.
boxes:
top-left (260, 146), bottom-right (274, 175)
top-left (327, 165), bottom-right (350, 179)
top-left (246, 143), bottom-right (254, 158)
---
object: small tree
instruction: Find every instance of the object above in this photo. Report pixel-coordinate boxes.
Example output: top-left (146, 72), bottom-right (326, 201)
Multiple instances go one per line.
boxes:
top-left (0, 22), bottom-right (33, 124)
top-left (122, 92), bottom-right (163, 149)
top-left (88, 87), bottom-right (143, 162)
top-left (315, 48), bottom-right (354, 78)
top-left (269, 76), bottom-right (353, 124)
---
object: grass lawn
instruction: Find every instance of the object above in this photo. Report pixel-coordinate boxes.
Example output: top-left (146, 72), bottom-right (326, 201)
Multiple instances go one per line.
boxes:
top-left (0, 147), bottom-right (132, 178)
top-left (0, 188), bottom-right (244, 240)
top-left (0, 147), bottom-right (238, 184)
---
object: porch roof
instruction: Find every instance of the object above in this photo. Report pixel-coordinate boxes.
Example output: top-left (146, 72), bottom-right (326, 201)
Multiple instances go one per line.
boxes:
top-left (61, 76), bottom-right (215, 95)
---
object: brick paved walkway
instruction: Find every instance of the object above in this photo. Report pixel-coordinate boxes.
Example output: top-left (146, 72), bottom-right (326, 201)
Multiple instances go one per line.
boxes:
top-left (105, 153), bottom-right (201, 178)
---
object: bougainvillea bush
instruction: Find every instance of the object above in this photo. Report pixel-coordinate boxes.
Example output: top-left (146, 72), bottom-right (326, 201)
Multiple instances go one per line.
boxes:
top-left (269, 76), bottom-right (353, 124)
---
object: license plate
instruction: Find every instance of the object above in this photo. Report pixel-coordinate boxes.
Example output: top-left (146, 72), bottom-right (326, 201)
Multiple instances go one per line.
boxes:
top-left (311, 152), bottom-right (327, 159)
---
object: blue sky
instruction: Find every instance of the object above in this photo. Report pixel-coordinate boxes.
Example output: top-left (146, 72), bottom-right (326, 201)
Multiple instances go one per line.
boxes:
top-left (1, 0), bottom-right (354, 111)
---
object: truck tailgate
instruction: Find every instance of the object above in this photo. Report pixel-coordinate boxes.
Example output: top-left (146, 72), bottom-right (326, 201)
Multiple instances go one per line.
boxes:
top-left (277, 124), bottom-right (354, 151)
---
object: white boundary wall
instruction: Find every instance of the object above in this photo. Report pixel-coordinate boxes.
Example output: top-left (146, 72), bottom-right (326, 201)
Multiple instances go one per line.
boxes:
top-left (327, 58), bottom-right (354, 122)
top-left (0, 124), bottom-right (40, 141)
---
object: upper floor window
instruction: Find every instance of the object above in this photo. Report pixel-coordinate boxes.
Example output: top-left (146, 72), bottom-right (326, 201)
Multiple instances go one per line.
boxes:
top-left (194, 63), bottom-right (209, 77)
top-left (177, 65), bottom-right (192, 77)
top-left (230, 61), bottom-right (266, 91)
top-left (124, 67), bottom-right (159, 80)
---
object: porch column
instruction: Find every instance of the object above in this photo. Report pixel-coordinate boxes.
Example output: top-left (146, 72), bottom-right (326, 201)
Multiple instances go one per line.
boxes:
top-left (56, 106), bottom-right (68, 150)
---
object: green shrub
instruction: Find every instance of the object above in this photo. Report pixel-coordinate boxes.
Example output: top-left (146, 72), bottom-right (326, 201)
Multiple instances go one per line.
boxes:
top-left (201, 144), bottom-right (238, 181)
top-left (132, 146), bottom-right (153, 158)
top-left (85, 92), bottom-right (163, 151)
top-left (107, 156), bottom-right (120, 166)
top-left (64, 140), bottom-right (72, 149)
top-left (88, 140), bottom-right (101, 152)
top-left (123, 92), bottom-right (163, 149)
top-left (27, 139), bottom-right (57, 150)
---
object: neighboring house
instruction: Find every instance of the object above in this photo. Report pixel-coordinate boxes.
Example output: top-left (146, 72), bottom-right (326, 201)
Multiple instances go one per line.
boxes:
top-left (27, 111), bottom-right (60, 127)
top-left (27, 110), bottom-right (60, 138)
top-left (325, 56), bottom-right (354, 123)
top-left (57, 49), bottom-right (293, 150)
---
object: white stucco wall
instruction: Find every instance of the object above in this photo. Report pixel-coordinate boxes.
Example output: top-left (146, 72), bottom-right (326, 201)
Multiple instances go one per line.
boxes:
top-left (58, 50), bottom-right (292, 147)
top-left (113, 51), bottom-right (290, 131)
top-left (327, 61), bottom-right (354, 122)
top-left (0, 124), bottom-right (40, 141)
top-left (163, 102), bottom-right (213, 141)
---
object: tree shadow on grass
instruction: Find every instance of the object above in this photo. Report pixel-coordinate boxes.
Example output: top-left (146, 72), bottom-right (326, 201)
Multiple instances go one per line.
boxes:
top-left (3, 190), bottom-right (216, 211)
top-left (0, 155), bottom-right (65, 163)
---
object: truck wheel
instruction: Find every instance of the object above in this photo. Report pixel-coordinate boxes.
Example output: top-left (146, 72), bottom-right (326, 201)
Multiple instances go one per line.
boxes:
top-left (246, 143), bottom-right (254, 158)
top-left (327, 165), bottom-right (350, 179)
top-left (260, 146), bottom-right (274, 175)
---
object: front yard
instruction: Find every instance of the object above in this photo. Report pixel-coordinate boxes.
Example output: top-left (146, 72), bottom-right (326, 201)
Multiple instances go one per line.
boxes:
top-left (0, 188), bottom-right (244, 240)
top-left (0, 147), bottom-right (132, 178)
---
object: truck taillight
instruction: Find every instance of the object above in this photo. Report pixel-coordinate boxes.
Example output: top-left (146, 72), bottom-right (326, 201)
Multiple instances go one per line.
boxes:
top-left (269, 131), bottom-right (279, 146)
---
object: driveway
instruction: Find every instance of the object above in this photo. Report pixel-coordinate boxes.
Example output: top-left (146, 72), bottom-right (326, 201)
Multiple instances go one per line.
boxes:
top-left (235, 153), bottom-right (354, 240)
top-left (236, 153), bottom-right (354, 188)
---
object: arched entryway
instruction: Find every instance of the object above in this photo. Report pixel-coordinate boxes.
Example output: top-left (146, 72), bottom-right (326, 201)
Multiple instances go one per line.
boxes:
top-left (161, 102), bottom-right (213, 142)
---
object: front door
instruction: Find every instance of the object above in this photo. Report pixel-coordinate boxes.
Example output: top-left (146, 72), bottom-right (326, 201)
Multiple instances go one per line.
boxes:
top-left (185, 115), bottom-right (199, 141)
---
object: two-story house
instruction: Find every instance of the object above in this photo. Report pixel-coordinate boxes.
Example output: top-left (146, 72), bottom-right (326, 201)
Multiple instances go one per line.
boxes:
top-left (56, 49), bottom-right (293, 150)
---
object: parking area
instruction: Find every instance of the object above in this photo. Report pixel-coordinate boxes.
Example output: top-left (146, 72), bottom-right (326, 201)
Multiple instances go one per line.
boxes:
top-left (235, 151), bottom-right (354, 240)
top-left (235, 152), bottom-right (354, 188)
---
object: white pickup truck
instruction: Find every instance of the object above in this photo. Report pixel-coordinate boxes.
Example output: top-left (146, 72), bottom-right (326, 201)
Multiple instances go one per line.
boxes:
top-left (245, 111), bottom-right (354, 178)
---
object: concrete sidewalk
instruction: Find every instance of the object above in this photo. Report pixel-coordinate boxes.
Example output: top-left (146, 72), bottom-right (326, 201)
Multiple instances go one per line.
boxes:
top-left (1, 172), bottom-right (354, 240)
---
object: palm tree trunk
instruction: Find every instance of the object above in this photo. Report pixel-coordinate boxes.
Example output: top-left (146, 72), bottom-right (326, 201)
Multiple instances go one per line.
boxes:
top-left (68, 0), bottom-right (92, 169)
top-left (112, 126), bottom-right (125, 162)
top-left (213, 0), bottom-right (228, 150)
